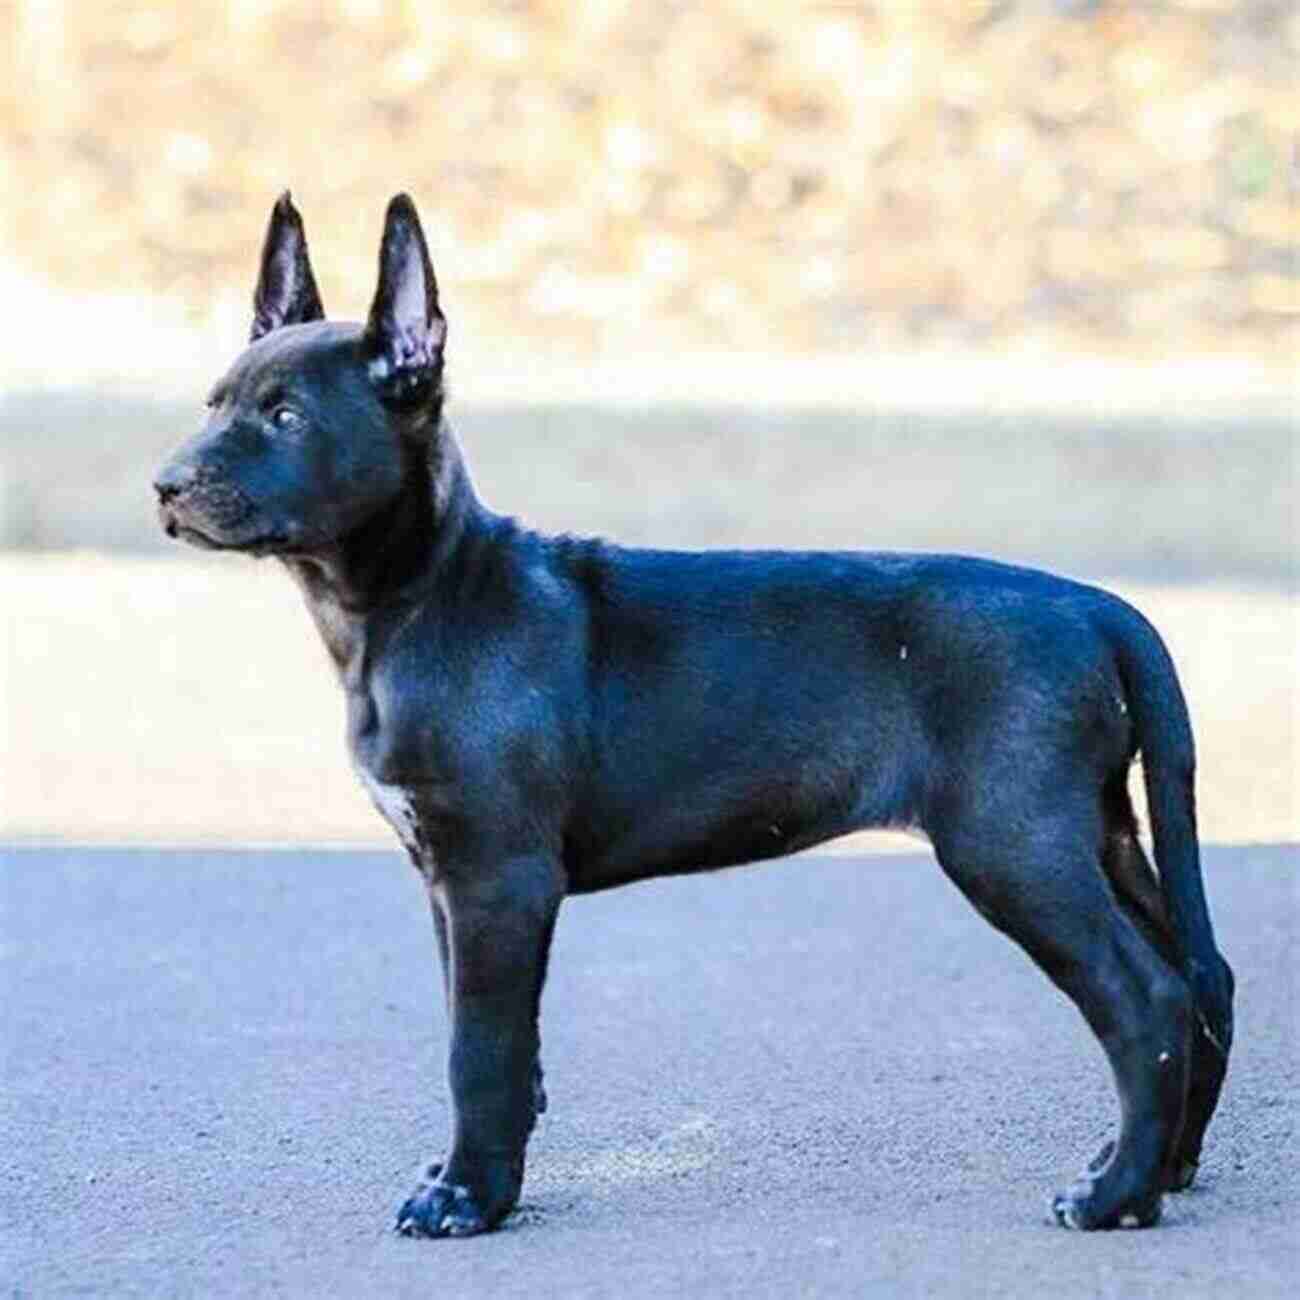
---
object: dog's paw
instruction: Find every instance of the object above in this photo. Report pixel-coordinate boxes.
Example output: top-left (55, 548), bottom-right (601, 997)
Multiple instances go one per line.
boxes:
top-left (1050, 1175), bottom-right (1163, 1231)
top-left (395, 1160), bottom-right (522, 1239)
top-left (395, 1165), bottom-right (495, 1239)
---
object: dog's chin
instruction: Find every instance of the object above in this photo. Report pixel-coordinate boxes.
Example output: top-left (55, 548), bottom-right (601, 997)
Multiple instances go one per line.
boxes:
top-left (161, 510), bottom-right (297, 558)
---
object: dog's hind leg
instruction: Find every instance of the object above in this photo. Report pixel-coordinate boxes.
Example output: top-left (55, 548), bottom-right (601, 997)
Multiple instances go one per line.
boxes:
top-left (931, 790), bottom-right (1192, 1229)
top-left (1099, 781), bottom-right (1231, 1192)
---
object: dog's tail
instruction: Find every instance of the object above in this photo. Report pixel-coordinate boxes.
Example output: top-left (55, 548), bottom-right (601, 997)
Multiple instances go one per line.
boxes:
top-left (1104, 598), bottom-right (1233, 1057)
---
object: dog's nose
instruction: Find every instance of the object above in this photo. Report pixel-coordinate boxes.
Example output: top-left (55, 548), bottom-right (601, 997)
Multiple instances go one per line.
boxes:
top-left (153, 461), bottom-right (196, 504)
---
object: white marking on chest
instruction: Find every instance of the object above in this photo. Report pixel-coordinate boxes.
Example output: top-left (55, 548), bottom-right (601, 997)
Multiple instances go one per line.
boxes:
top-left (355, 766), bottom-right (423, 858)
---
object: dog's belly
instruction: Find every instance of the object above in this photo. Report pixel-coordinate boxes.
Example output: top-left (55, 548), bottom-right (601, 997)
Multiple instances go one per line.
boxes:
top-left (565, 778), bottom-right (903, 892)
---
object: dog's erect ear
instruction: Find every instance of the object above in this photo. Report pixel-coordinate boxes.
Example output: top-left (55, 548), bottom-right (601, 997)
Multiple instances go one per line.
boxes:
top-left (250, 191), bottom-right (325, 342)
top-left (363, 193), bottom-right (446, 408)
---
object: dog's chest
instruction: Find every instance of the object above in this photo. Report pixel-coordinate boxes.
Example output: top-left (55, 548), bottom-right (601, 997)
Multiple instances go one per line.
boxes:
top-left (345, 670), bottom-right (459, 866)
top-left (355, 765), bottom-right (427, 861)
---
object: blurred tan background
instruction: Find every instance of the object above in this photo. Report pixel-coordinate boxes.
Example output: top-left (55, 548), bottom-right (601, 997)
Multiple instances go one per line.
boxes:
top-left (4, 0), bottom-right (1298, 366)
top-left (1, 0), bottom-right (1295, 848)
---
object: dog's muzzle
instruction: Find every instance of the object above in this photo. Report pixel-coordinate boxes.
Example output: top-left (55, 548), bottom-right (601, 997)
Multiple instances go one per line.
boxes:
top-left (153, 462), bottom-right (258, 547)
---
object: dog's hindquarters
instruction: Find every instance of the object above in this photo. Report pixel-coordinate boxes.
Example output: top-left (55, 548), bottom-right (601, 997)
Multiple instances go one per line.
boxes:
top-left (908, 585), bottom-right (1234, 1227)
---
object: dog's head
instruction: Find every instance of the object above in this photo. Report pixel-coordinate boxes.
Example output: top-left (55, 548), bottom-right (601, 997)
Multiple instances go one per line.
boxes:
top-left (154, 192), bottom-right (446, 555)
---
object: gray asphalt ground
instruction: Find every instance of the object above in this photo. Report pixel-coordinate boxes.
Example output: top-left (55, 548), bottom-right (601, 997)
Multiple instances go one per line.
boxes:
top-left (2, 845), bottom-right (1295, 1298)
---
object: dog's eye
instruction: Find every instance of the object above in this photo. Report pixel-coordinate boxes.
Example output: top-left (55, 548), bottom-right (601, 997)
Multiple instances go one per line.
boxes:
top-left (271, 406), bottom-right (304, 430)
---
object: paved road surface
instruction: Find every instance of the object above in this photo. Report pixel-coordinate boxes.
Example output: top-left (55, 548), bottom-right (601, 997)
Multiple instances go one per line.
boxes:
top-left (3, 845), bottom-right (1295, 1297)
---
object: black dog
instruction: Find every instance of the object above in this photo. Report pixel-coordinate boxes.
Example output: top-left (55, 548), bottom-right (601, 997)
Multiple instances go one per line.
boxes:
top-left (155, 192), bottom-right (1233, 1238)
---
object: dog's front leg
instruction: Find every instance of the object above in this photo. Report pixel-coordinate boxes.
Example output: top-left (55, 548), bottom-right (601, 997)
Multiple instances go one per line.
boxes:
top-left (397, 854), bottom-right (563, 1238)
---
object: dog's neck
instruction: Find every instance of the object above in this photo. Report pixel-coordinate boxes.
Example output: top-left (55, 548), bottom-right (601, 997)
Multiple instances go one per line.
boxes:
top-left (281, 420), bottom-right (485, 673)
